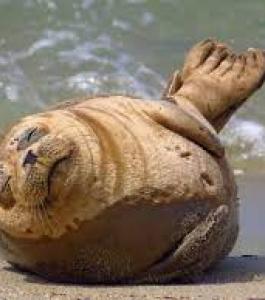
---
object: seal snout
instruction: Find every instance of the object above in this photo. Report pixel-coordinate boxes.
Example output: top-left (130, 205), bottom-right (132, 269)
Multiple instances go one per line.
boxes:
top-left (18, 134), bottom-right (75, 207)
top-left (0, 119), bottom-right (77, 212)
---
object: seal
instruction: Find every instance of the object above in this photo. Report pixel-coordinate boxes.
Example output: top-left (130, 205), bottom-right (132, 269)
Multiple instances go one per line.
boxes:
top-left (0, 39), bottom-right (264, 283)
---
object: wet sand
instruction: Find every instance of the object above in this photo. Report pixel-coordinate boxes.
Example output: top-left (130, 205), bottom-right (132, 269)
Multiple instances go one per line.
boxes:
top-left (0, 174), bottom-right (265, 300)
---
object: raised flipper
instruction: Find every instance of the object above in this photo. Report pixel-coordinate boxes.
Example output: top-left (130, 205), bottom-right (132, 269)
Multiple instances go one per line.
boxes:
top-left (133, 205), bottom-right (230, 283)
top-left (162, 39), bottom-right (265, 131)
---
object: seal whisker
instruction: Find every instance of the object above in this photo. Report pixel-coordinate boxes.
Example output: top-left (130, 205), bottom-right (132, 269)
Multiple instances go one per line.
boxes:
top-left (30, 201), bottom-right (39, 228)
top-left (38, 199), bottom-right (54, 235)
top-left (35, 202), bottom-right (46, 233)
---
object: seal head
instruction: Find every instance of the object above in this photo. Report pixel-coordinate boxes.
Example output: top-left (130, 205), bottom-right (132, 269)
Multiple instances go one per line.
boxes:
top-left (0, 111), bottom-right (95, 239)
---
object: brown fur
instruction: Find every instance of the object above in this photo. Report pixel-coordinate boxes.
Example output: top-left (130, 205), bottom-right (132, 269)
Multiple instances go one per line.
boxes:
top-left (0, 95), bottom-right (236, 283)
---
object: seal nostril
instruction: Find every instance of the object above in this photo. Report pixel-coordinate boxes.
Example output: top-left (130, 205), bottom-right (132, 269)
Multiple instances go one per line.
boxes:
top-left (23, 150), bottom-right (38, 167)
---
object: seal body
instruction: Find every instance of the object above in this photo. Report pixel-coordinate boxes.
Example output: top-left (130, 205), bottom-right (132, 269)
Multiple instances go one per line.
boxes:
top-left (0, 96), bottom-right (237, 283)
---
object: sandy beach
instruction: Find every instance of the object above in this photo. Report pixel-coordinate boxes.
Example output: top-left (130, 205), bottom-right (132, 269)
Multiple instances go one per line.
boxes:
top-left (0, 256), bottom-right (265, 300)
top-left (0, 175), bottom-right (263, 300)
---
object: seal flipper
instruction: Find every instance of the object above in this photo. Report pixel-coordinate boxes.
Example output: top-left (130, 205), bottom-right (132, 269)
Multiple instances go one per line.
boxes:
top-left (137, 99), bottom-right (224, 158)
top-left (162, 40), bottom-right (265, 132)
top-left (133, 205), bottom-right (230, 284)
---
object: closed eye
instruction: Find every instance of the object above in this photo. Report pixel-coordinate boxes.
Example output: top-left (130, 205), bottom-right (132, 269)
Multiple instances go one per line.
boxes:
top-left (27, 127), bottom-right (37, 142)
top-left (16, 127), bottom-right (47, 151)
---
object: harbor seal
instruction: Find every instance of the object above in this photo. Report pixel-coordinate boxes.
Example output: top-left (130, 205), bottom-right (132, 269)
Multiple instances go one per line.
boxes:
top-left (0, 40), bottom-right (264, 283)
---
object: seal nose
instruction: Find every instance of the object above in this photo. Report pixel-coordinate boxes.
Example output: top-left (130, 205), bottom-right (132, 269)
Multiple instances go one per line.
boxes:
top-left (23, 150), bottom-right (38, 167)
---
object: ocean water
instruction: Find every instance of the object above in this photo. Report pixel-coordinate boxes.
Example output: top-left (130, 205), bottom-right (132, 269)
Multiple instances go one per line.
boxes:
top-left (1, 0), bottom-right (265, 173)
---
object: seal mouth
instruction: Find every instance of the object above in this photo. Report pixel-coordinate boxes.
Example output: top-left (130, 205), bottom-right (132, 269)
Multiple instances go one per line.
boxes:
top-left (47, 155), bottom-right (70, 195)
top-left (22, 155), bottom-right (71, 210)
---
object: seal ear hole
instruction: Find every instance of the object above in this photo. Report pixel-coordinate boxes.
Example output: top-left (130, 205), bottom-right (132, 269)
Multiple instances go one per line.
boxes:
top-left (25, 228), bottom-right (33, 234)
top-left (201, 172), bottom-right (214, 186)
top-left (180, 151), bottom-right (191, 158)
